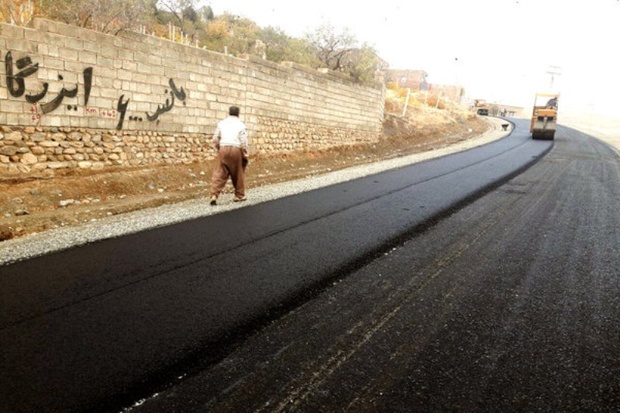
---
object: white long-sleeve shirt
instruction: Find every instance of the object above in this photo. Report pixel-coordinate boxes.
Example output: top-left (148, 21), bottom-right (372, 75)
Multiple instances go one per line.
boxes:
top-left (213, 116), bottom-right (248, 150)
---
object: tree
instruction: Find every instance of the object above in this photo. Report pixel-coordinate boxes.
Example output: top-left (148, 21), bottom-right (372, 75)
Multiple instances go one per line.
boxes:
top-left (305, 22), bottom-right (357, 71)
top-left (200, 5), bottom-right (214, 21)
top-left (202, 18), bottom-right (229, 52)
top-left (42, 0), bottom-right (156, 34)
top-left (181, 5), bottom-right (197, 23)
top-left (257, 27), bottom-right (320, 66)
top-left (286, 38), bottom-right (322, 67)
top-left (258, 26), bottom-right (290, 61)
top-left (305, 22), bottom-right (382, 85)
top-left (219, 13), bottom-right (260, 55)
top-left (10, 1), bottom-right (381, 85)
top-left (0, 0), bottom-right (35, 25)
top-left (342, 44), bottom-right (382, 85)
top-left (155, 0), bottom-right (207, 42)
top-left (156, 0), bottom-right (199, 26)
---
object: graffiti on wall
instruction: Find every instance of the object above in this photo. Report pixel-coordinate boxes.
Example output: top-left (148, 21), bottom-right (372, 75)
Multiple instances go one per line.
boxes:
top-left (3, 51), bottom-right (187, 130)
top-left (146, 78), bottom-right (187, 122)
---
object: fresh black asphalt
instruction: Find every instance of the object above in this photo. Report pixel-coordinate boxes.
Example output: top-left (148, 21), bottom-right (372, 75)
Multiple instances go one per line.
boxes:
top-left (135, 121), bottom-right (620, 413)
top-left (1, 119), bottom-right (554, 412)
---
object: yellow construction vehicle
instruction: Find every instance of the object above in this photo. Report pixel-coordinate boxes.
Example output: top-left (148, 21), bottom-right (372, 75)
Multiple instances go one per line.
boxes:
top-left (530, 93), bottom-right (559, 140)
top-left (473, 99), bottom-right (489, 116)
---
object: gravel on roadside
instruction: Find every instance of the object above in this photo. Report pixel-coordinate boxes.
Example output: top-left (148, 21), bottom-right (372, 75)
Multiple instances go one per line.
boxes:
top-left (0, 118), bottom-right (512, 266)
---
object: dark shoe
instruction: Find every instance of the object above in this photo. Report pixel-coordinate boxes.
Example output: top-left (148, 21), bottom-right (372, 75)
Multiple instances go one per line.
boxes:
top-left (210, 195), bottom-right (217, 206)
top-left (233, 196), bottom-right (246, 202)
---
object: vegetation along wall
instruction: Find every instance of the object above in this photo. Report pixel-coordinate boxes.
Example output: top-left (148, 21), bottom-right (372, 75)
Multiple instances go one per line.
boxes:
top-left (0, 18), bottom-right (385, 176)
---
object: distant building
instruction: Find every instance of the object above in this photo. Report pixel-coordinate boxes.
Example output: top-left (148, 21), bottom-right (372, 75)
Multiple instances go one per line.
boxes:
top-left (386, 70), bottom-right (466, 103)
top-left (428, 84), bottom-right (464, 103)
top-left (385, 69), bottom-right (428, 91)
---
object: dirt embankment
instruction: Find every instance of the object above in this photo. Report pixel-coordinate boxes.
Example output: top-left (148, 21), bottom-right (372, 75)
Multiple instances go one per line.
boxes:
top-left (0, 111), bottom-right (489, 241)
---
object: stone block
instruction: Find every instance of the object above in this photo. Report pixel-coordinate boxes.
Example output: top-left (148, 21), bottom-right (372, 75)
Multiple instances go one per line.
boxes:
top-left (117, 48), bottom-right (134, 61)
top-left (4, 131), bottom-right (23, 142)
top-left (137, 62), bottom-right (153, 75)
top-left (118, 70), bottom-right (132, 81)
top-left (132, 73), bottom-right (147, 83)
top-left (64, 37), bottom-right (84, 51)
top-left (47, 161), bottom-right (68, 169)
top-left (77, 28), bottom-right (103, 43)
top-left (97, 55), bottom-right (115, 69)
top-left (40, 140), bottom-right (60, 148)
top-left (34, 19), bottom-right (65, 34)
top-left (20, 153), bottom-right (38, 164)
top-left (79, 50), bottom-right (97, 65)
top-left (39, 55), bottom-right (64, 70)
top-left (58, 47), bottom-right (78, 62)
top-left (0, 145), bottom-right (18, 156)
top-left (6, 37), bottom-right (36, 54)
top-left (24, 27), bottom-right (45, 43)
top-left (98, 44), bottom-right (117, 59)
top-left (1, 23), bottom-right (24, 38)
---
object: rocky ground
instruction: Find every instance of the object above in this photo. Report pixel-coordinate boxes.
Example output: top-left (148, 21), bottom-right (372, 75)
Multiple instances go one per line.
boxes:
top-left (0, 110), bottom-right (491, 241)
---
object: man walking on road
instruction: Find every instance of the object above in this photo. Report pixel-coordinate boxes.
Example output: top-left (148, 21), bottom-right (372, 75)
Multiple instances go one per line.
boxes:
top-left (210, 105), bottom-right (249, 205)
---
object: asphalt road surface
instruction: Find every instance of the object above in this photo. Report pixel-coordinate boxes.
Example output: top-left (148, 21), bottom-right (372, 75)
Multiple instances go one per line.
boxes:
top-left (3, 119), bottom-right (619, 412)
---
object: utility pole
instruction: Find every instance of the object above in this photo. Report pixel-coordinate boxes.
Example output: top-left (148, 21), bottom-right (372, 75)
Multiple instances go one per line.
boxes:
top-left (546, 65), bottom-right (562, 90)
top-left (402, 88), bottom-right (411, 117)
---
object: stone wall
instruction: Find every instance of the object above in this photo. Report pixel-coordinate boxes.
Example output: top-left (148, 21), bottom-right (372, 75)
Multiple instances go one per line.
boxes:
top-left (0, 19), bottom-right (385, 176)
top-left (0, 126), bottom-right (209, 177)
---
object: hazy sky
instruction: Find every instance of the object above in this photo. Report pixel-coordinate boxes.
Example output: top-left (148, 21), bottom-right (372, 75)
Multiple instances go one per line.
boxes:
top-left (206, 0), bottom-right (620, 117)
